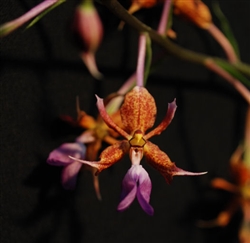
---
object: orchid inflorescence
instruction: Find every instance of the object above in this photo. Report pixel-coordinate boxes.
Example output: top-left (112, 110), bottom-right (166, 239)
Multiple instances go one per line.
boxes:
top-left (1, 0), bottom-right (250, 241)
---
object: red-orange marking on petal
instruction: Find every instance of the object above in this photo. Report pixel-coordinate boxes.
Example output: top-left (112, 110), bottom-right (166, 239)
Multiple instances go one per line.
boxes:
top-left (96, 95), bottom-right (130, 140)
top-left (144, 141), bottom-right (206, 183)
top-left (69, 141), bottom-right (130, 175)
top-left (144, 99), bottom-right (177, 140)
top-left (120, 86), bottom-right (156, 135)
top-left (144, 141), bottom-right (177, 184)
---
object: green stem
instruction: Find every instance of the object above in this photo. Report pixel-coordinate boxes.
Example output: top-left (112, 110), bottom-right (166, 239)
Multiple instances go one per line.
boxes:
top-left (99, 0), bottom-right (250, 77)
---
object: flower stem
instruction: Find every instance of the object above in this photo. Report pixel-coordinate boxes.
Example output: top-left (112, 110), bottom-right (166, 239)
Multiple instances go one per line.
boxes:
top-left (205, 59), bottom-right (250, 104)
top-left (0, 0), bottom-right (63, 37)
top-left (157, 0), bottom-right (172, 35)
top-left (207, 23), bottom-right (238, 63)
top-left (136, 33), bottom-right (147, 87)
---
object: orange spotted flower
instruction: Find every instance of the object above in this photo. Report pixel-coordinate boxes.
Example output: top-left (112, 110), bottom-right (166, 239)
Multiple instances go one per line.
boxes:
top-left (70, 85), bottom-right (206, 215)
top-left (173, 0), bottom-right (212, 29)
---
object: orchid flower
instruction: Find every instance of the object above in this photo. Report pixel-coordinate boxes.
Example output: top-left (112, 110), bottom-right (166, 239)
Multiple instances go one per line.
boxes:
top-left (70, 86), bottom-right (207, 214)
top-left (52, 96), bottom-right (123, 199)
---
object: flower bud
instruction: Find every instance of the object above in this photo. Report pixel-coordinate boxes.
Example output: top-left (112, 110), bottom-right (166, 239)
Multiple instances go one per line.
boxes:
top-left (73, 0), bottom-right (103, 79)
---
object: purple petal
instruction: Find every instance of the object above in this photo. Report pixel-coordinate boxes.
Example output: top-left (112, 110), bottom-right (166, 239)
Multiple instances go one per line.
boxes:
top-left (47, 142), bottom-right (86, 166)
top-left (61, 162), bottom-right (82, 190)
top-left (117, 167), bottom-right (137, 211)
top-left (136, 166), bottom-right (154, 215)
top-left (117, 165), bottom-right (154, 215)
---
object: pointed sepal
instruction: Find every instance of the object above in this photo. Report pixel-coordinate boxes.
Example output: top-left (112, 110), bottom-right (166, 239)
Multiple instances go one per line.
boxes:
top-left (69, 141), bottom-right (129, 174)
top-left (120, 86), bottom-right (157, 134)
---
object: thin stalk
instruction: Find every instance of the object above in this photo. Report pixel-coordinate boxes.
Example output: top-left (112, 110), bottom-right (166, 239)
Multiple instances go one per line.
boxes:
top-left (205, 59), bottom-right (250, 104)
top-left (0, 0), bottom-right (63, 37)
top-left (136, 33), bottom-right (147, 87)
top-left (157, 0), bottom-right (172, 35)
top-left (207, 23), bottom-right (238, 63)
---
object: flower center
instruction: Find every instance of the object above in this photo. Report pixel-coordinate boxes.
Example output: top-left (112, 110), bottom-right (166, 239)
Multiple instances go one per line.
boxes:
top-left (129, 130), bottom-right (146, 147)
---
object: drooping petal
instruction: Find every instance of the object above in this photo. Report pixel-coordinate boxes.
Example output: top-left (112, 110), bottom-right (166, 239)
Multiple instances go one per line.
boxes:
top-left (120, 86), bottom-right (157, 134)
top-left (47, 142), bottom-right (86, 166)
top-left (61, 161), bottom-right (82, 190)
top-left (136, 166), bottom-right (154, 215)
top-left (69, 141), bottom-right (130, 174)
top-left (144, 99), bottom-right (177, 140)
top-left (144, 141), bottom-right (207, 184)
top-left (117, 168), bottom-right (137, 211)
top-left (80, 52), bottom-right (103, 80)
top-left (96, 95), bottom-right (130, 139)
top-left (117, 164), bottom-right (153, 215)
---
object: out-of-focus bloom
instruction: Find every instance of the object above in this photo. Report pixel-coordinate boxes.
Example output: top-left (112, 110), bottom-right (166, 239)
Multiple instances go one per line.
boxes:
top-left (199, 107), bottom-right (250, 243)
top-left (73, 0), bottom-right (103, 79)
top-left (173, 0), bottom-right (212, 29)
top-left (0, 0), bottom-right (64, 37)
top-left (56, 95), bottom-right (123, 199)
top-left (198, 146), bottom-right (250, 243)
top-left (47, 132), bottom-right (94, 190)
top-left (70, 86), bottom-right (206, 214)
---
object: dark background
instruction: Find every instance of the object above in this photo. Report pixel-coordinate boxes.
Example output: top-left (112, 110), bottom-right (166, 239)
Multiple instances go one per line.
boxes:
top-left (0, 0), bottom-right (249, 242)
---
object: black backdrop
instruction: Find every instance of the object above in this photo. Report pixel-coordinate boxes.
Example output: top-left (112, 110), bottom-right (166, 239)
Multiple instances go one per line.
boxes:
top-left (1, 1), bottom-right (250, 243)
